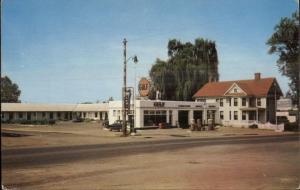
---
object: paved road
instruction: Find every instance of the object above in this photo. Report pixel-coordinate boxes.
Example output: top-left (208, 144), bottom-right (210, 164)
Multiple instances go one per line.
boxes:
top-left (2, 134), bottom-right (299, 169)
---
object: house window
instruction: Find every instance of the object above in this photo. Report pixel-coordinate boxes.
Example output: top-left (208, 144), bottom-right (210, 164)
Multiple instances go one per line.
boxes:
top-left (83, 113), bottom-right (86, 118)
top-left (242, 111), bottom-right (246, 120)
top-left (228, 98), bottom-right (231, 106)
top-left (242, 98), bottom-right (246, 106)
top-left (229, 111), bottom-right (231, 120)
top-left (42, 112), bottom-right (46, 118)
top-left (220, 111), bottom-right (224, 120)
top-left (257, 98), bottom-right (261, 106)
top-left (49, 112), bottom-right (53, 119)
top-left (18, 112), bottom-right (23, 119)
top-left (234, 98), bottom-right (238, 106)
top-left (220, 98), bottom-right (223, 107)
top-left (197, 99), bottom-right (206, 102)
top-left (234, 111), bottom-right (238, 120)
top-left (234, 88), bottom-right (237, 93)
top-left (95, 112), bottom-right (98, 118)
top-left (57, 112), bottom-right (61, 118)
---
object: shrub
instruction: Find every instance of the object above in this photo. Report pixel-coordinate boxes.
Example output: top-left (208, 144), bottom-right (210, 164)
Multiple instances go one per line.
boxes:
top-left (284, 122), bottom-right (299, 131)
top-left (49, 120), bottom-right (56, 125)
top-left (249, 124), bottom-right (258, 129)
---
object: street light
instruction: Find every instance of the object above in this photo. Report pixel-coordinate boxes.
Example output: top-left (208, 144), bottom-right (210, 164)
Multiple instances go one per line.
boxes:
top-left (122, 38), bottom-right (138, 136)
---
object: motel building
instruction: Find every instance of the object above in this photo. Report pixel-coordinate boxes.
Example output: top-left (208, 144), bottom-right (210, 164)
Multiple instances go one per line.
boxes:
top-left (193, 73), bottom-right (283, 127)
top-left (1, 103), bottom-right (108, 122)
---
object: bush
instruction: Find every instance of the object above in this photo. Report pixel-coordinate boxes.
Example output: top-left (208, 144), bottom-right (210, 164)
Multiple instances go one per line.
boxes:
top-left (284, 122), bottom-right (299, 131)
top-left (249, 124), bottom-right (258, 129)
top-left (49, 120), bottom-right (56, 125)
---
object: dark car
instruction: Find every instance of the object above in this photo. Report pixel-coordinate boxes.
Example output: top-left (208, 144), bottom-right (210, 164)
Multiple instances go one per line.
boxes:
top-left (107, 120), bottom-right (123, 132)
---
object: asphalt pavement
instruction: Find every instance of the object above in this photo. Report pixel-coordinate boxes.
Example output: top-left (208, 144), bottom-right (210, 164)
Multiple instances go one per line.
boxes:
top-left (2, 134), bottom-right (299, 169)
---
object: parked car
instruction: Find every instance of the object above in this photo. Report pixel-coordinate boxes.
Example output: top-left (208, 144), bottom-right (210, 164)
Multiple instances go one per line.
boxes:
top-left (107, 120), bottom-right (123, 132)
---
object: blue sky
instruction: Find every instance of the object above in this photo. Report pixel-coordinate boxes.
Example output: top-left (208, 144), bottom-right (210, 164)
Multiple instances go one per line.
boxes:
top-left (2, 0), bottom-right (298, 103)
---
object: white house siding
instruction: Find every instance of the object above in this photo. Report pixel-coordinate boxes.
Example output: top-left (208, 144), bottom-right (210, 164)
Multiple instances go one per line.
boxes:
top-left (197, 97), bottom-right (267, 127)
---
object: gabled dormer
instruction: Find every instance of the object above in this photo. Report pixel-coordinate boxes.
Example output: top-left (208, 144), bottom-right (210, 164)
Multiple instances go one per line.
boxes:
top-left (223, 83), bottom-right (247, 96)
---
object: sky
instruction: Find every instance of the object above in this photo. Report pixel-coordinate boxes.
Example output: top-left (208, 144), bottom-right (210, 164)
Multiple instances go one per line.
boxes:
top-left (2, 0), bottom-right (298, 103)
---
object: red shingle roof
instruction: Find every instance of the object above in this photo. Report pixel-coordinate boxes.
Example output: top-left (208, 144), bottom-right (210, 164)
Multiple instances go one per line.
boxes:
top-left (193, 77), bottom-right (282, 98)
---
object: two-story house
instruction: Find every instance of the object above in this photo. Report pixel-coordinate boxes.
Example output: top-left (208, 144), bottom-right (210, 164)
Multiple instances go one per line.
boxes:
top-left (193, 73), bottom-right (283, 127)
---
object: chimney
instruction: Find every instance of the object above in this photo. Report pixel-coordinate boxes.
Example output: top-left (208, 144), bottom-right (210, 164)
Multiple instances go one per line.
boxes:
top-left (255, 73), bottom-right (261, 80)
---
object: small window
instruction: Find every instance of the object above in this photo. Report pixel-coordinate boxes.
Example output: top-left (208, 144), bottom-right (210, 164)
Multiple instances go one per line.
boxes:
top-left (234, 98), bottom-right (238, 106)
top-left (242, 98), bottom-right (246, 106)
top-left (83, 113), bottom-right (86, 118)
top-left (42, 112), bottom-right (46, 117)
top-left (220, 98), bottom-right (223, 107)
top-left (234, 111), bottom-right (238, 120)
top-left (18, 112), bottom-right (23, 118)
top-left (242, 111), bottom-right (246, 120)
top-left (234, 88), bottom-right (237, 93)
top-left (257, 98), bottom-right (261, 106)
top-left (57, 112), bottom-right (61, 118)
top-left (95, 112), bottom-right (98, 117)
top-left (229, 111), bottom-right (231, 120)
top-left (220, 111), bottom-right (224, 120)
top-left (228, 98), bottom-right (231, 106)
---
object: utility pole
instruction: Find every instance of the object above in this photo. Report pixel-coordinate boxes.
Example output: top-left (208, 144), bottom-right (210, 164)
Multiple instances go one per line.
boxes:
top-left (122, 38), bottom-right (127, 136)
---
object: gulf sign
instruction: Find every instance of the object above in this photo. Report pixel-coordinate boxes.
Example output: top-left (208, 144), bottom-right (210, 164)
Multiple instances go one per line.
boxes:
top-left (138, 78), bottom-right (150, 97)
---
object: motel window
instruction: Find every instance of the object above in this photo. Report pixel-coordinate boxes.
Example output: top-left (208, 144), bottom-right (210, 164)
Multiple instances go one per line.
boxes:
top-left (234, 98), bottom-right (238, 106)
top-left (220, 98), bottom-right (223, 107)
top-left (18, 112), bottom-right (23, 118)
top-left (234, 111), bottom-right (238, 120)
top-left (220, 111), bottom-right (224, 120)
top-left (242, 98), bottom-right (246, 106)
top-left (229, 111), bottom-right (231, 120)
top-left (95, 112), bottom-right (98, 118)
top-left (242, 111), bottom-right (246, 120)
top-left (257, 98), bottom-right (261, 106)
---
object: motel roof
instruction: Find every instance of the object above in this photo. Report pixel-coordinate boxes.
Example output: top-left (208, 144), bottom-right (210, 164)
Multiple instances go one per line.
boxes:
top-left (193, 77), bottom-right (283, 98)
top-left (1, 103), bottom-right (109, 112)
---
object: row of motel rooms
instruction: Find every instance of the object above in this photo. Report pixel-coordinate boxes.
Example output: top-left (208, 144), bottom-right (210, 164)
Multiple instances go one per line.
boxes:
top-left (1, 73), bottom-right (283, 128)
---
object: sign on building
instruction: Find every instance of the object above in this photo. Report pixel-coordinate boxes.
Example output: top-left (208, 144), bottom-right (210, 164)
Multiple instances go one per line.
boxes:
top-left (138, 78), bottom-right (150, 97)
top-left (277, 98), bottom-right (292, 111)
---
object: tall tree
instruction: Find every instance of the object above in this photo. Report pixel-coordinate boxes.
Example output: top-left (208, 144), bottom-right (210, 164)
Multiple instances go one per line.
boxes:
top-left (266, 11), bottom-right (299, 105)
top-left (149, 38), bottom-right (219, 101)
top-left (1, 76), bottom-right (21, 103)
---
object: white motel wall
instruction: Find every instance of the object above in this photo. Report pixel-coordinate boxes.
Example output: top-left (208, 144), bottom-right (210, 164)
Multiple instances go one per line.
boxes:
top-left (1, 103), bottom-right (108, 121)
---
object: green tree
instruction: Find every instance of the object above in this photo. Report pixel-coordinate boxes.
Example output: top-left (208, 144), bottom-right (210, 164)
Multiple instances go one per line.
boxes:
top-left (1, 76), bottom-right (21, 103)
top-left (149, 38), bottom-right (219, 101)
top-left (266, 11), bottom-right (299, 105)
